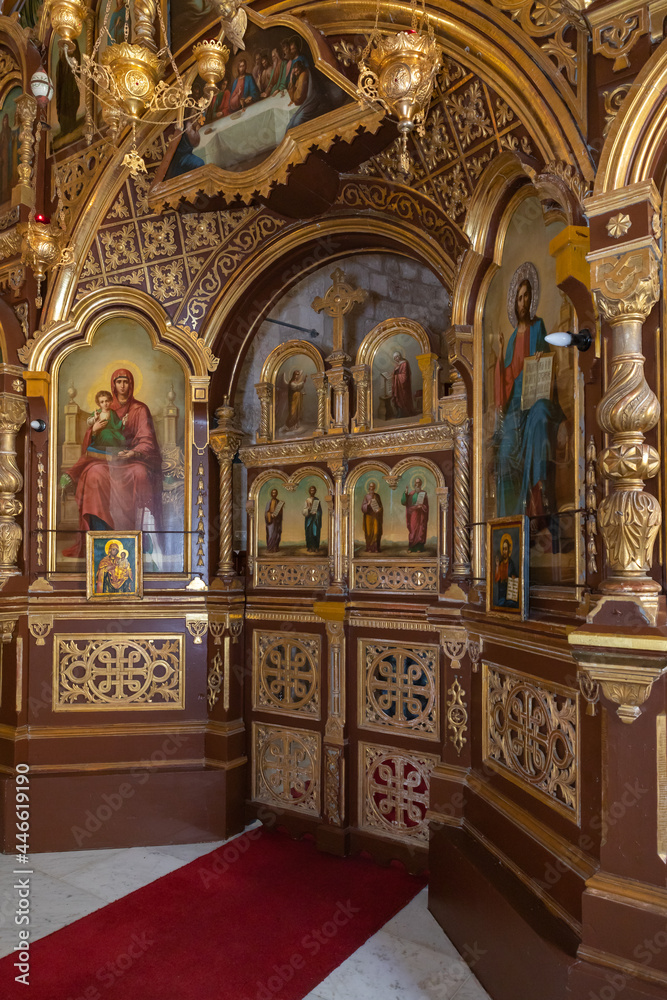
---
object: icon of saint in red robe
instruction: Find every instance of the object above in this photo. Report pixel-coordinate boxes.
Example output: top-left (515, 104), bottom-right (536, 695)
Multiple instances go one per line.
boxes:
top-left (401, 476), bottom-right (429, 552)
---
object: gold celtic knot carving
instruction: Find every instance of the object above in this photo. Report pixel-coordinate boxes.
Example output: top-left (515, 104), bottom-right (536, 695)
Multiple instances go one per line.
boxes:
top-left (361, 641), bottom-right (438, 737)
top-left (484, 663), bottom-right (579, 819)
top-left (255, 632), bottom-right (320, 718)
top-left (360, 742), bottom-right (438, 844)
top-left (354, 562), bottom-right (438, 592)
top-left (254, 723), bottom-right (320, 816)
top-left (446, 677), bottom-right (468, 755)
top-left (55, 635), bottom-right (184, 710)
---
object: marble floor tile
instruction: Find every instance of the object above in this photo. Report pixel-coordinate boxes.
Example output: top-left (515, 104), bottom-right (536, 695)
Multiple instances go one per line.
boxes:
top-left (60, 847), bottom-right (186, 903)
top-left (311, 929), bottom-right (469, 1000)
top-left (0, 870), bottom-right (109, 957)
top-left (22, 848), bottom-right (124, 879)
top-left (381, 887), bottom-right (460, 957)
top-left (150, 840), bottom-right (225, 863)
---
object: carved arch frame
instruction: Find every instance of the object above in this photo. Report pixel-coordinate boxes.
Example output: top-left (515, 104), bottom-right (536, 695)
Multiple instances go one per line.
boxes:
top-left (346, 456), bottom-right (447, 591)
top-left (248, 464), bottom-right (333, 587)
top-left (457, 168), bottom-right (587, 586)
top-left (38, 288), bottom-right (214, 577)
top-left (355, 317), bottom-right (434, 430)
top-left (259, 339), bottom-right (326, 443)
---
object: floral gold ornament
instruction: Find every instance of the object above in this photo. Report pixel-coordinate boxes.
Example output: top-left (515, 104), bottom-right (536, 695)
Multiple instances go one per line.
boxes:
top-left (606, 212), bottom-right (632, 239)
top-left (357, 0), bottom-right (442, 175)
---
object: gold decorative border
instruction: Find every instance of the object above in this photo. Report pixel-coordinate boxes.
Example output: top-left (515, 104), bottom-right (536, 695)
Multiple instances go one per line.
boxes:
top-left (52, 633), bottom-right (185, 712)
top-left (253, 629), bottom-right (321, 720)
top-left (357, 638), bottom-right (440, 740)
top-left (482, 660), bottom-right (580, 823)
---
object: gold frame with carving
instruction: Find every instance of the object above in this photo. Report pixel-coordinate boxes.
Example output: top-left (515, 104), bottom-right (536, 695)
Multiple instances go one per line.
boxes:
top-left (486, 515), bottom-right (529, 618)
top-left (85, 530), bottom-right (143, 600)
top-left (44, 292), bottom-right (197, 578)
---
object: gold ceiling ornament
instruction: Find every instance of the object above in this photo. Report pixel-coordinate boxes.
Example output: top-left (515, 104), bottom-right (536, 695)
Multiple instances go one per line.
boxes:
top-left (357, 0), bottom-right (442, 176)
top-left (46, 0), bottom-right (240, 177)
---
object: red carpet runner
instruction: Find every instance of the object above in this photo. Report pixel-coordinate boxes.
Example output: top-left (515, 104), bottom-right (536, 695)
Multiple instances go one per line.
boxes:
top-left (1, 827), bottom-right (426, 1000)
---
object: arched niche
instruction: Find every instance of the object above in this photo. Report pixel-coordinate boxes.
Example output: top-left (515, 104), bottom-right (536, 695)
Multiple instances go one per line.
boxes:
top-left (256, 339), bottom-right (325, 443)
top-left (474, 189), bottom-right (583, 591)
top-left (247, 465), bottom-right (333, 590)
top-left (355, 318), bottom-right (436, 431)
top-left (49, 307), bottom-right (194, 577)
top-left (346, 456), bottom-right (448, 594)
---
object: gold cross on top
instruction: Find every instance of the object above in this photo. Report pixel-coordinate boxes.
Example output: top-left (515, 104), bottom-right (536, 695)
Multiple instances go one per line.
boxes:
top-left (311, 268), bottom-right (367, 356)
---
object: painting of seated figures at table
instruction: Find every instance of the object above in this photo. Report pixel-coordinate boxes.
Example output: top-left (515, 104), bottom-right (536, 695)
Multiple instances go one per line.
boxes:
top-left (55, 316), bottom-right (187, 575)
top-left (370, 333), bottom-right (423, 428)
top-left (0, 87), bottom-right (20, 212)
top-left (163, 23), bottom-right (349, 178)
top-left (274, 353), bottom-right (319, 440)
top-left (353, 466), bottom-right (438, 559)
top-left (258, 475), bottom-right (328, 558)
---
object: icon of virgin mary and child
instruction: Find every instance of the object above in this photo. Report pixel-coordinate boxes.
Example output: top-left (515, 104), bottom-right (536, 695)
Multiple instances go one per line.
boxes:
top-left (60, 368), bottom-right (163, 557)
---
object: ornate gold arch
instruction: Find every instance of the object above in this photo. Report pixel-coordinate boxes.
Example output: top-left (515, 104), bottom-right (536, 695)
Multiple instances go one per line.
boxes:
top-left (38, 0), bottom-right (593, 330)
top-left (261, 339), bottom-right (325, 386)
top-left (24, 286), bottom-right (218, 382)
top-left (201, 214), bottom-right (455, 393)
top-left (295, 0), bottom-right (593, 176)
top-left (596, 37), bottom-right (667, 193)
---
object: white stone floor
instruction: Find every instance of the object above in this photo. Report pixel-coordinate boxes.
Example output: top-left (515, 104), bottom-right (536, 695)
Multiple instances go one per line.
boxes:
top-left (0, 827), bottom-right (491, 1000)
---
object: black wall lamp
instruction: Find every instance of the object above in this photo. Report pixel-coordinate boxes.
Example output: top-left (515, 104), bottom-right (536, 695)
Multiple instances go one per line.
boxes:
top-left (544, 329), bottom-right (592, 352)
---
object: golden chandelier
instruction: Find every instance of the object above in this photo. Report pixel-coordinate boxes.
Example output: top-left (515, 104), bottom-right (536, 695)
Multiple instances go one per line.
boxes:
top-left (46, 0), bottom-right (246, 175)
top-left (357, 0), bottom-right (442, 175)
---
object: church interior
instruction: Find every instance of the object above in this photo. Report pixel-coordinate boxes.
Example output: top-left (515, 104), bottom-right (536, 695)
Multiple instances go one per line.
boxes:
top-left (1, 0), bottom-right (667, 996)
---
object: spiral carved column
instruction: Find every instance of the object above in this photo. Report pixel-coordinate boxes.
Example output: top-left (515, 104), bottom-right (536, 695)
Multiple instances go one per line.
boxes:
top-left (133, 0), bottom-right (158, 51)
top-left (210, 402), bottom-right (243, 587)
top-left (311, 372), bottom-right (329, 436)
top-left (443, 372), bottom-right (471, 579)
top-left (591, 245), bottom-right (661, 619)
top-left (0, 395), bottom-right (27, 580)
top-left (254, 382), bottom-right (272, 443)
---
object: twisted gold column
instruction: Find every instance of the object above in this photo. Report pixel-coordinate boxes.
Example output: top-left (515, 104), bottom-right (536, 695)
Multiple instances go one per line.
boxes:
top-left (0, 395), bottom-right (27, 580)
top-left (133, 0), bottom-right (158, 52)
top-left (210, 402), bottom-right (243, 588)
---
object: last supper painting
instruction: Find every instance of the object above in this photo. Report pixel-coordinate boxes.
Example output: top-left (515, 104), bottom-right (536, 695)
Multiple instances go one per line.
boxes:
top-left (162, 22), bottom-right (349, 179)
top-left (55, 316), bottom-right (187, 574)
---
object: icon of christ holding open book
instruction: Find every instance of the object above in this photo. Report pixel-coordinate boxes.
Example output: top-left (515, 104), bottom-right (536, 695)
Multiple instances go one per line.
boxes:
top-left (493, 271), bottom-right (564, 518)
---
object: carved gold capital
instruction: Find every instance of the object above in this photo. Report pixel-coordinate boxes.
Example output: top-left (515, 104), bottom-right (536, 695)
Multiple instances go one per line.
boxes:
top-left (569, 624), bottom-right (667, 723)
top-left (440, 627), bottom-right (467, 670)
top-left (590, 5), bottom-right (648, 72)
top-left (590, 245), bottom-right (660, 325)
top-left (28, 613), bottom-right (53, 646)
